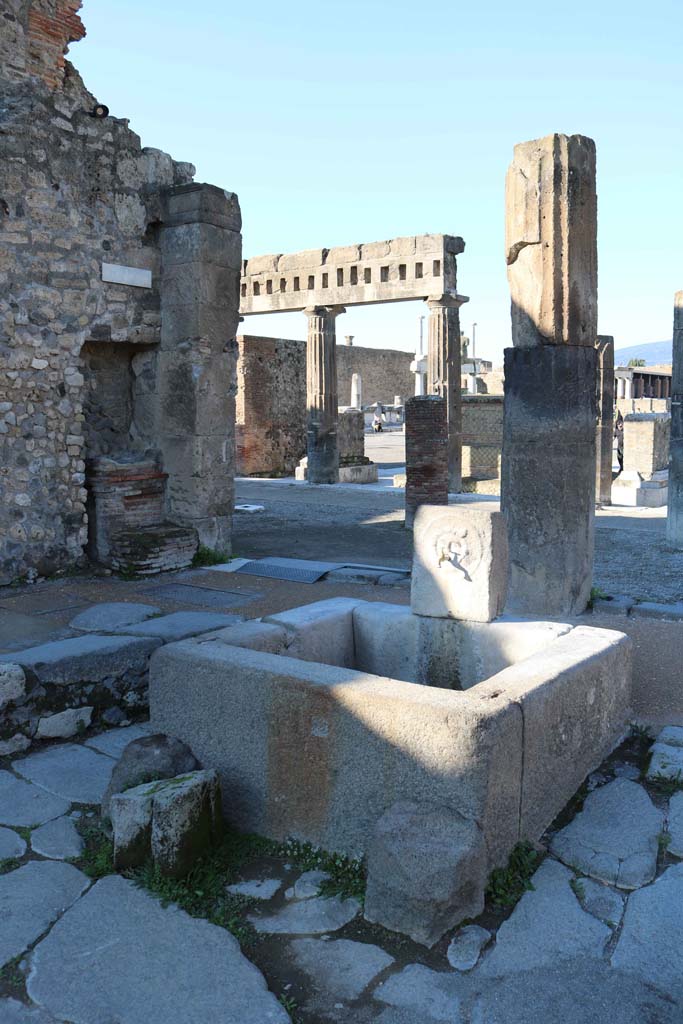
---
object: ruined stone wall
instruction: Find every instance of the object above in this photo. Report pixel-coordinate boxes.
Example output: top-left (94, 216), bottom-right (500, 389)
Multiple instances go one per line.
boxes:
top-left (0, 0), bottom-right (196, 582)
top-left (336, 344), bottom-right (413, 407)
top-left (461, 395), bottom-right (503, 480)
top-left (236, 335), bottom-right (306, 475)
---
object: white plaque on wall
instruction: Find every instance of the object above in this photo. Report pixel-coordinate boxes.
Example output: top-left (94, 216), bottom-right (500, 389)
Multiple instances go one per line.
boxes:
top-left (101, 263), bottom-right (152, 289)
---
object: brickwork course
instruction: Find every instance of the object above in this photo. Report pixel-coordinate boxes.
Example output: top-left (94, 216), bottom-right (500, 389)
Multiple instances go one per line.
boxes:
top-left (404, 396), bottom-right (448, 528)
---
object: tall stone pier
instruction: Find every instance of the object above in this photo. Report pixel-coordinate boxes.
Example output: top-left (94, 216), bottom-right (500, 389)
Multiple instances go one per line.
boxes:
top-left (427, 295), bottom-right (464, 492)
top-left (159, 183), bottom-right (242, 553)
top-left (404, 395), bottom-right (448, 528)
top-left (666, 292), bottom-right (683, 547)
top-left (305, 305), bottom-right (344, 484)
top-left (595, 335), bottom-right (615, 505)
top-left (502, 134), bottom-right (598, 616)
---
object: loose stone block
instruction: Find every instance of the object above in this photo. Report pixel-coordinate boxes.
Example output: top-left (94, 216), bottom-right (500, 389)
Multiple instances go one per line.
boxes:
top-left (102, 733), bottom-right (200, 816)
top-left (446, 924), bottom-right (491, 971)
top-left (410, 506), bottom-right (508, 622)
top-left (404, 395), bottom-right (449, 528)
top-left (502, 344), bottom-right (598, 615)
top-left (36, 706), bottom-right (93, 740)
top-left (364, 801), bottom-right (487, 947)
top-left (0, 664), bottom-right (26, 709)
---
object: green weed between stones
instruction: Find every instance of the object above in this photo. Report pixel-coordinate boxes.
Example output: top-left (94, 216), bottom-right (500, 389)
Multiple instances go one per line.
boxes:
top-left (658, 831), bottom-right (672, 853)
top-left (588, 586), bottom-right (609, 609)
top-left (649, 771), bottom-right (683, 797)
top-left (485, 841), bottom-right (543, 909)
top-left (191, 546), bottom-right (231, 568)
top-left (570, 877), bottom-right (586, 901)
top-left (73, 820), bottom-right (114, 879)
top-left (0, 955), bottom-right (25, 992)
top-left (0, 858), bottom-right (20, 875)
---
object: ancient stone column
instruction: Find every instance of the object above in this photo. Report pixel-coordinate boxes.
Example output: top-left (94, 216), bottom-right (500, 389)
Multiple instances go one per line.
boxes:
top-left (502, 134), bottom-right (598, 616)
top-left (404, 395), bottom-right (448, 528)
top-left (666, 292), bottom-right (683, 547)
top-left (427, 295), bottom-right (463, 492)
top-left (159, 183), bottom-right (242, 553)
top-left (305, 305), bottom-right (344, 484)
top-left (351, 373), bottom-right (362, 409)
top-left (595, 335), bottom-right (615, 505)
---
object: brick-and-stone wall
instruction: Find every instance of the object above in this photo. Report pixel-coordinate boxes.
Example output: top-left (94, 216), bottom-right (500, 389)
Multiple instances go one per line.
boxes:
top-left (0, 1), bottom-right (240, 581)
top-left (461, 395), bottom-right (503, 480)
top-left (337, 344), bottom-right (413, 407)
top-left (404, 395), bottom-right (448, 528)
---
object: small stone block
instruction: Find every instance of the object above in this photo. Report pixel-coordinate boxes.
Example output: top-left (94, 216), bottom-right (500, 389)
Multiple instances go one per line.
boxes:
top-left (411, 506), bottom-right (508, 622)
top-left (591, 595), bottom-right (633, 616)
top-left (630, 601), bottom-right (683, 622)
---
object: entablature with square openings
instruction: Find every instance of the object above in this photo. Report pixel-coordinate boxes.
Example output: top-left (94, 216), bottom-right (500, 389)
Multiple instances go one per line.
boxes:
top-left (240, 234), bottom-right (466, 314)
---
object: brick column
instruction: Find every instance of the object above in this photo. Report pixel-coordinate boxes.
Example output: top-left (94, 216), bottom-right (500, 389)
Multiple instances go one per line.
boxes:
top-left (595, 335), bottom-right (615, 505)
top-left (305, 305), bottom-right (344, 484)
top-left (667, 293), bottom-right (683, 547)
top-left (404, 395), bottom-right (448, 528)
top-left (159, 183), bottom-right (242, 552)
top-left (427, 295), bottom-right (463, 492)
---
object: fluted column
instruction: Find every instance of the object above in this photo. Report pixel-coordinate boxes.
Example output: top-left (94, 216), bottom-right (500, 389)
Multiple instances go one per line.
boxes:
top-left (305, 305), bottom-right (344, 484)
top-left (427, 294), bottom-right (464, 492)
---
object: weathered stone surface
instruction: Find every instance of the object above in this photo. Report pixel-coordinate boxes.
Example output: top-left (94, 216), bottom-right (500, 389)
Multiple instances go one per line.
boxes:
top-left (0, 635), bottom-right (160, 685)
top-left (226, 878), bottom-right (282, 900)
top-left (101, 733), bottom-right (200, 816)
top-left (30, 816), bottom-right (84, 860)
top-left (446, 924), bottom-right (491, 971)
top-left (0, 825), bottom-right (26, 860)
top-left (249, 895), bottom-right (360, 935)
top-left (14, 744), bottom-right (114, 805)
top-left (110, 785), bottom-right (154, 870)
top-left (0, 998), bottom-right (61, 1023)
top-left (0, 664), bottom-right (26, 708)
top-left (0, 861), bottom-right (88, 967)
top-left (657, 725), bottom-right (683, 747)
top-left (27, 875), bottom-right (289, 1023)
top-left (0, 734), bottom-right (31, 757)
top-left (0, 771), bottom-right (70, 828)
top-left (668, 791), bottom-right (683, 857)
top-left (112, 611), bottom-right (240, 641)
top-left (574, 877), bottom-right (624, 927)
top-left (36, 706), bottom-right (92, 740)
top-left (194, 621), bottom-right (287, 654)
top-left (70, 603), bottom-right (161, 632)
top-left (630, 601), bottom-right (683, 621)
top-left (411, 506), bottom-right (508, 622)
top-left (374, 963), bottom-right (463, 1022)
top-left (84, 722), bottom-right (152, 759)
top-left (264, 598), bottom-right (363, 668)
top-left (364, 802), bottom-right (487, 947)
top-left (479, 859), bottom-right (610, 976)
top-left (290, 938), bottom-right (394, 1002)
top-left (611, 863), bottom-right (683, 993)
top-left (292, 869), bottom-right (331, 899)
top-left (550, 780), bottom-right (662, 888)
top-left (647, 741), bottom-right (683, 781)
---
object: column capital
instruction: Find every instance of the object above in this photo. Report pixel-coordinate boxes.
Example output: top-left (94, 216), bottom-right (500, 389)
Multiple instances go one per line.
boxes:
top-left (303, 305), bottom-right (346, 319)
top-left (425, 292), bottom-right (469, 310)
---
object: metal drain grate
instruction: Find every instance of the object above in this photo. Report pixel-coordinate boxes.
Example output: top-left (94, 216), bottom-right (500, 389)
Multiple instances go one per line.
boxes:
top-left (234, 558), bottom-right (344, 584)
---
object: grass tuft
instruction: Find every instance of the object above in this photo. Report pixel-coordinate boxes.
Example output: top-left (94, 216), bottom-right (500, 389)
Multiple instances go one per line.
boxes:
top-left (191, 546), bottom-right (231, 568)
top-left (486, 841), bottom-right (542, 909)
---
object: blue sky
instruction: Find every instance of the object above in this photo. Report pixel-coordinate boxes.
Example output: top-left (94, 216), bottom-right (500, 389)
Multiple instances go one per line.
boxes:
top-left (75, 0), bottom-right (682, 364)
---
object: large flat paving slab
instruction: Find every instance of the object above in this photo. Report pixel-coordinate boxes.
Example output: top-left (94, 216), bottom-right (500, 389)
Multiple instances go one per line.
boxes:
top-left (84, 722), bottom-right (152, 759)
top-left (0, 861), bottom-right (88, 967)
top-left (0, 634), bottom-right (160, 684)
top-left (27, 875), bottom-right (289, 1024)
top-left (30, 816), bottom-right (83, 860)
top-left (248, 895), bottom-right (360, 935)
top-left (611, 862), bottom-right (683, 995)
top-left (13, 745), bottom-right (114, 804)
top-left (0, 998), bottom-right (61, 1023)
top-left (550, 780), bottom-right (663, 888)
top-left (290, 938), bottom-right (394, 1003)
top-left (373, 963), bottom-right (464, 1023)
top-left (70, 603), bottom-right (161, 632)
top-left (479, 859), bottom-right (610, 977)
top-left (0, 826), bottom-right (26, 860)
top-left (111, 611), bottom-right (241, 641)
top-left (0, 772), bottom-right (70, 828)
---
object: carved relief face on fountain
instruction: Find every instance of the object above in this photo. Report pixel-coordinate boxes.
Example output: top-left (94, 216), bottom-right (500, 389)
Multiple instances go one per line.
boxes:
top-left (431, 518), bottom-right (484, 585)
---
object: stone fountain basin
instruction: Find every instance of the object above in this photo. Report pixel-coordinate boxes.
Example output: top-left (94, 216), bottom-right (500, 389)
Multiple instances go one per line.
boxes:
top-left (150, 598), bottom-right (631, 870)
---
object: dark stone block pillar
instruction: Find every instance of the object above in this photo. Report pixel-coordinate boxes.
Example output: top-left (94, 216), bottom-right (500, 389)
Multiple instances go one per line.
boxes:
top-left (404, 395), bottom-right (448, 528)
top-left (501, 345), bottom-right (597, 615)
top-left (159, 183), bottom-right (242, 552)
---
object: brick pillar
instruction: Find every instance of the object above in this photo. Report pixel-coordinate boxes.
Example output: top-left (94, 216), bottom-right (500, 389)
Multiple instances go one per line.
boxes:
top-left (159, 183), bottom-right (242, 552)
top-left (305, 305), bottom-right (343, 484)
top-left (404, 395), bottom-right (448, 528)
top-left (595, 335), bottom-right (615, 505)
top-left (502, 133), bottom-right (598, 615)
top-left (427, 295), bottom-right (463, 492)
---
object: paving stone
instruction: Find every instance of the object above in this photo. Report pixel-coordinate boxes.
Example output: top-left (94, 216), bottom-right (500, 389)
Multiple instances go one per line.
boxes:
top-left (0, 634), bottom-right (160, 685)
top-left (292, 869), bottom-right (331, 899)
top-left (226, 878), bottom-right (282, 900)
top-left (249, 895), bottom-right (360, 935)
top-left (630, 601), bottom-right (683, 621)
top-left (479, 859), bottom-right (610, 977)
top-left (648, 741), bottom-right (683, 782)
top-left (373, 963), bottom-right (463, 1023)
top-left (470, 960), bottom-right (681, 1024)
top-left (611, 862), bottom-right (683, 994)
top-left (112, 611), bottom-right (241, 640)
top-left (290, 938), bottom-right (394, 1001)
top-left (27, 874), bottom-right (289, 1023)
top-left (591, 595), bottom-right (633, 616)
top-left (84, 722), bottom-right (152, 758)
top-left (613, 764), bottom-right (640, 781)
top-left (574, 877), bottom-right (624, 927)
top-left (658, 726), bottom-right (683, 748)
top-left (70, 602), bottom-right (161, 632)
top-left (0, 998), bottom-right (61, 1023)
top-left (669, 791), bottom-right (683, 858)
top-left (30, 816), bottom-right (83, 860)
top-left (446, 924), bottom-right (491, 971)
top-left (14, 744), bottom-right (114, 805)
top-left (0, 861), bottom-right (88, 968)
top-left (550, 779), bottom-right (663, 888)
top-left (0, 772), bottom-right (70, 828)
top-left (0, 825), bottom-right (26, 860)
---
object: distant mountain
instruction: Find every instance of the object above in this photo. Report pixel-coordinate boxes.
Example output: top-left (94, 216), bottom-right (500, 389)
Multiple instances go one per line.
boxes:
top-left (614, 340), bottom-right (672, 367)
